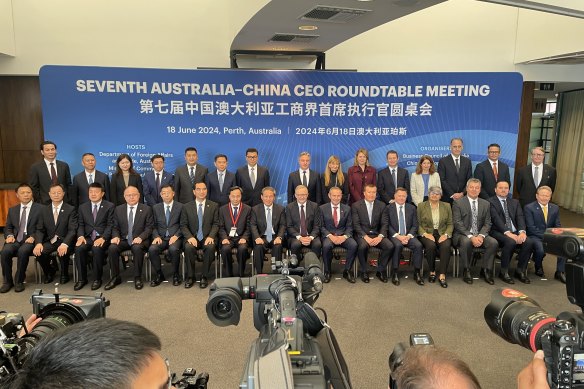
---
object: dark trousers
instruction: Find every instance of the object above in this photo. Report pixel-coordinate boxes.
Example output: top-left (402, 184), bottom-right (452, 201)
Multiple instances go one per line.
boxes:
top-left (148, 238), bottom-right (183, 275)
top-left (356, 236), bottom-right (393, 273)
top-left (420, 230), bottom-right (452, 274)
top-left (532, 238), bottom-right (565, 272)
top-left (454, 234), bottom-right (498, 270)
top-left (74, 240), bottom-right (109, 282)
top-left (1, 241), bottom-right (34, 284)
top-left (389, 236), bottom-right (424, 270)
top-left (184, 239), bottom-right (216, 279)
top-left (288, 237), bottom-right (322, 262)
top-left (108, 239), bottom-right (149, 278)
top-left (491, 231), bottom-right (534, 272)
top-left (37, 240), bottom-right (73, 277)
top-left (252, 237), bottom-right (284, 274)
top-left (221, 239), bottom-right (249, 277)
top-left (321, 236), bottom-right (357, 273)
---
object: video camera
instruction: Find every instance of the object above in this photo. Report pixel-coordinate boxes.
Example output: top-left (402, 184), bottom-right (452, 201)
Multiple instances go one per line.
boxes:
top-left (206, 252), bottom-right (351, 389)
top-left (485, 228), bottom-right (584, 389)
top-left (0, 289), bottom-right (109, 380)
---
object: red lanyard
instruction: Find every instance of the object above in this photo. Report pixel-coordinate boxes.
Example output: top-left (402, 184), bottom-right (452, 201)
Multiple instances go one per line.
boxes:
top-left (230, 203), bottom-right (243, 225)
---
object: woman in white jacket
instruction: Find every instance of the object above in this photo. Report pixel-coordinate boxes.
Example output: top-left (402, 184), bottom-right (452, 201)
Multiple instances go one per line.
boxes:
top-left (410, 155), bottom-right (441, 206)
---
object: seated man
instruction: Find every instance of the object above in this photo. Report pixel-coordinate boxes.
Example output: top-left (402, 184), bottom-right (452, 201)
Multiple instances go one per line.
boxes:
top-left (250, 186), bottom-right (286, 275)
top-left (488, 181), bottom-right (534, 284)
top-left (148, 185), bottom-right (183, 287)
top-left (105, 186), bottom-right (153, 290)
top-left (74, 182), bottom-right (114, 291)
top-left (524, 185), bottom-right (566, 283)
top-left (351, 184), bottom-right (393, 283)
top-left (218, 186), bottom-right (251, 277)
top-left (0, 184), bottom-right (42, 293)
top-left (286, 185), bottom-right (322, 262)
top-left (385, 187), bottom-right (424, 286)
top-left (452, 178), bottom-right (498, 285)
top-left (33, 184), bottom-right (77, 284)
top-left (180, 182), bottom-right (219, 289)
top-left (320, 186), bottom-right (357, 283)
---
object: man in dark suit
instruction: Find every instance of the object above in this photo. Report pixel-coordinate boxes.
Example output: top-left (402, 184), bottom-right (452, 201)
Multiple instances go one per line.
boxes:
top-left (385, 187), bottom-right (424, 286)
top-left (105, 186), bottom-right (153, 290)
top-left (287, 151), bottom-right (321, 204)
top-left (219, 186), bottom-right (251, 277)
top-left (148, 185), bottom-right (183, 287)
top-left (377, 150), bottom-right (410, 204)
top-left (452, 178), bottom-right (498, 284)
top-left (473, 143), bottom-right (511, 200)
top-left (32, 184), bottom-right (78, 284)
top-left (516, 146), bottom-right (557, 208)
top-left (351, 184), bottom-right (393, 283)
top-left (320, 186), bottom-right (357, 283)
top-left (174, 147), bottom-right (208, 204)
top-left (29, 141), bottom-right (72, 205)
top-left (236, 148), bottom-right (270, 207)
top-left (250, 186), bottom-right (286, 275)
top-left (143, 154), bottom-right (174, 206)
top-left (73, 182), bottom-right (114, 291)
top-left (0, 184), bottom-right (42, 293)
top-left (524, 186), bottom-right (566, 283)
top-left (207, 154), bottom-right (235, 206)
top-left (437, 138), bottom-right (472, 203)
top-left (70, 152), bottom-right (111, 208)
top-left (488, 181), bottom-right (534, 284)
top-left (180, 181), bottom-right (219, 288)
top-left (286, 185), bottom-right (322, 262)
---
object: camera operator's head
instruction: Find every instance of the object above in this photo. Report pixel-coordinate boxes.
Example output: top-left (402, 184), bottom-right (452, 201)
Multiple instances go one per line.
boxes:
top-left (392, 346), bottom-right (481, 389)
top-left (8, 318), bottom-right (171, 389)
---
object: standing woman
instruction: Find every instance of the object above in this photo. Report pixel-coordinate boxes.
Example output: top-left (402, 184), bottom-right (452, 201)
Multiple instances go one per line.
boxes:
top-left (110, 153), bottom-right (144, 206)
top-left (348, 148), bottom-right (376, 205)
top-left (321, 155), bottom-right (349, 204)
top-left (410, 155), bottom-right (441, 206)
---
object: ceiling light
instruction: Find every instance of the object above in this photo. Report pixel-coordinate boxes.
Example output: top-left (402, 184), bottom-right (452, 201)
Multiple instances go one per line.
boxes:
top-left (299, 25), bottom-right (318, 31)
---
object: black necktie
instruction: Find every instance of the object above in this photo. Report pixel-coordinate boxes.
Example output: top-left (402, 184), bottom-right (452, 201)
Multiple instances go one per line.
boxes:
top-left (302, 171), bottom-right (308, 187)
top-left (50, 163), bottom-right (58, 185)
top-left (155, 173), bottom-right (161, 198)
top-left (17, 205), bottom-right (27, 242)
top-left (300, 204), bottom-right (307, 236)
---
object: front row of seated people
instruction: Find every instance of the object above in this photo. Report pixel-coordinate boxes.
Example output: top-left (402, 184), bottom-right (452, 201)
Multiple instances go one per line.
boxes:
top-left (0, 177), bottom-right (564, 293)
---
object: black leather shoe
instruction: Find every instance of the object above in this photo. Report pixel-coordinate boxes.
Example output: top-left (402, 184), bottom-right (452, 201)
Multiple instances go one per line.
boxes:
top-left (391, 272), bottom-right (400, 286)
top-left (91, 280), bottom-right (102, 290)
top-left (376, 271), bottom-right (388, 283)
top-left (361, 272), bottom-right (370, 283)
top-left (184, 278), bottom-right (194, 288)
top-left (414, 271), bottom-right (425, 286)
top-left (14, 283), bottom-right (25, 293)
top-left (323, 272), bottom-right (331, 283)
top-left (172, 274), bottom-right (181, 286)
top-left (59, 275), bottom-right (70, 284)
top-left (498, 271), bottom-right (514, 284)
top-left (74, 280), bottom-right (87, 291)
top-left (150, 273), bottom-right (165, 287)
top-left (0, 283), bottom-right (13, 293)
top-left (535, 267), bottom-right (545, 277)
top-left (428, 273), bottom-right (437, 283)
top-left (200, 277), bottom-right (208, 289)
top-left (483, 269), bottom-right (495, 285)
top-left (514, 271), bottom-right (531, 284)
top-left (463, 268), bottom-right (473, 284)
top-left (342, 270), bottom-right (356, 283)
top-left (104, 277), bottom-right (121, 290)
top-left (134, 277), bottom-right (144, 290)
top-left (44, 273), bottom-right (55, 284)
top-left (555, 271), bottom-right (566, 284)
top-left (439, 277), bottom-right (448, 288)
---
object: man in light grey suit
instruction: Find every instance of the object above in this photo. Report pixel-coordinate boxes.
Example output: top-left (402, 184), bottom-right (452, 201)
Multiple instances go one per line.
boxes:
top-left (174, 147), bottom-right (208, 204)
top-left (452, 178), bottom-right (498, 285)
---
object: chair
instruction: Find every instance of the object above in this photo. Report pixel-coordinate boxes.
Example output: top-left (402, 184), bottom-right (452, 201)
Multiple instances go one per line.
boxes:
top-left (331, 246), bottom-right (358, 278)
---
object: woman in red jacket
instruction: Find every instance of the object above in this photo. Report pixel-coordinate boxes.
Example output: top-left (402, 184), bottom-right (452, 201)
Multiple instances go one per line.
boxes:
top-left (348, 148), bottom-right (376, 205)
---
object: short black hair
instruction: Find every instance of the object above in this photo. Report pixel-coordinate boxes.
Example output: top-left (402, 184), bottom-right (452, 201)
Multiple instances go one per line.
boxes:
top-left (246, 148), bottom-right (258, 155)
top-left (185, 147), bottom-right (198, 154)
top-left (15, 183), bottom-right (32, 193)
top-left (88, 182), bottom-right (104, 192)
top-left (160, 184), bottom-right (173, 191)
top-left (150, 154), bottom-right (164, 162)
top-left (386, 150), bottom-right (398, 158)
top-left (81, 152), bottom-right (95, 158)
top-left (214, 154), bottom-right (228, 162)
top-left (229, 186), bottom-right (243, 196)
top-left (40, 141), bottom-right (57, 151)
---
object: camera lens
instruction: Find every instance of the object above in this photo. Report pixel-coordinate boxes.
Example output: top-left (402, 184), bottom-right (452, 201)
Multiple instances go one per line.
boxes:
top-left (206, 289), bottom-right (242, 327)
top-left (484, 288), bottom-right (556, 352)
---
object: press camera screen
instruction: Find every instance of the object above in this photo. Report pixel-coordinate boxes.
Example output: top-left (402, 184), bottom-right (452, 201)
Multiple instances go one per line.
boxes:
top-left (411, 334), bottom-right (433, 346)
top-left (572, 353), bottom-right (584, 382)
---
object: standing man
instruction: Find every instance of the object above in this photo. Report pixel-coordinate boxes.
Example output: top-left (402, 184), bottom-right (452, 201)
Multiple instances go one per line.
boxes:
top-left (180, 181), bottom-right (219, 288)
top-left (488, 181), bottom-right (534, 284)
top-left (142, 154), bottom-right (174, 207)
top-left (437, 138), bottom-right (472, 204)
top-left (0, 184), bottom-right (42, 293)
top-left (105, 186), bottom-right (153, 290)
top-left (351, 184), bottom-right (393, 283)
top-left (207, 154), bottom-right (235, 206)
top-left (286, 185), bottom-right (322, 262)
top-left (377, 150), bottom-right (410, 204)
top-left (148, 185), bottom-right (183, 287)
top-left (236, 148), bottom-right (270, 207)
top-left (29, 141), bottom-right (72, 205)
top-left (385, 188), bottom-right (424, 286)
top-left (524, 186), bottom-right (566, 283)
top-left (473, 143), bottom-right (511, 200)
top-left (218, 186), bottom-right (251, 277)
top-left (74, 182), bottom-right (114, 291)
top-left (70, 152), bottom-right (111, 208)
top-left (320, 186), bottom-right (357, 283)
top-left (250, 187), bottom-right (286, 275)
top-left (452, 178), bottom-right (498, 285)
top-left (33, 184), bottom-right (78, 284)
top-left (287, 151), bottom-right (321, 204)
top-left (516, 146), bottom-right (557, 208)
top-left (174, 147), bottom-right (208, 204)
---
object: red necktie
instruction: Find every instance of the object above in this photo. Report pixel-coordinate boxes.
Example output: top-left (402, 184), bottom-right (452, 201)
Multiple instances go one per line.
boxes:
top-left (333, 206), bottom-right (339, 228)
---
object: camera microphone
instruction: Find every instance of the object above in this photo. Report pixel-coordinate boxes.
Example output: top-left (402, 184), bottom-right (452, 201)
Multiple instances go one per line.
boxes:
top-left (303, 252), bottom-right (324, 293)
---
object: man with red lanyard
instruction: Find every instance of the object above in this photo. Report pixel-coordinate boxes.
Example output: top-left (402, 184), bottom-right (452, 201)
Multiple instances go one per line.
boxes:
top-left (218, 186), bottom-right (251, 277)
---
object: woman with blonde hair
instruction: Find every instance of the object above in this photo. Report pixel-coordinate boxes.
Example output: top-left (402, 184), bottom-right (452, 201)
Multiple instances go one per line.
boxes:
top-left (321, 155), bottom-right (349, 204)
top-left (347, 148), bottom-right (376, 205)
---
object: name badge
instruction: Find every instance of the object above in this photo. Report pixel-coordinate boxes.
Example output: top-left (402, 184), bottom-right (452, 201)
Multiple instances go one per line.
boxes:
top-left (229, 227), bottom-right (238, 237)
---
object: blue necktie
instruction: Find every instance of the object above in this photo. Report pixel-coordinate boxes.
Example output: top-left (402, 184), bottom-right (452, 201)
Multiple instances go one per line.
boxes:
top-left (165, 205), bottom-right (171, 237)
top-left (399, 205), bottom-right (406, 235)
top-left (266, 207), bottom-right (273, 242)
top-left (233, 206), bottom-right (238, 220)
top-left (197, 203), bottom-right (204, 241)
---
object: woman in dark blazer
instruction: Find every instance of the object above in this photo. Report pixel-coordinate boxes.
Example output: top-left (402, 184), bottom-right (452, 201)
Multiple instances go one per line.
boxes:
top-left (321, 155), bottom-right (349, 204)
top-left (347, 148), bottom-right (376, 205)
top-left (417, 186), bottom-right (453, 288)
top-left (110, 153), bottom-right (144, 206)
